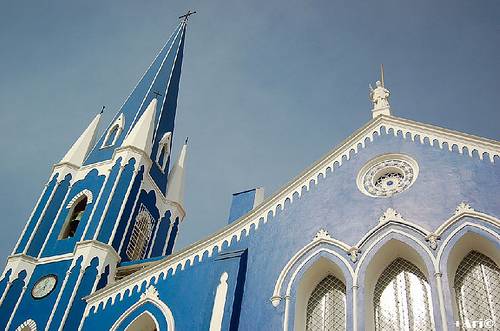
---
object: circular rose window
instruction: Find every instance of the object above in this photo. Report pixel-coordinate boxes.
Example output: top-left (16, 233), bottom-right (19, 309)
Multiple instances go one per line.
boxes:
top-left (356, 154), bottom-right (418, 197)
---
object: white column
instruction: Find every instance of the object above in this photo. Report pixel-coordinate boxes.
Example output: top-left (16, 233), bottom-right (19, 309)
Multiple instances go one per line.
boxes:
top-left (81, 168), bottom-right (112, 240)
top-left (23, 181), bottom-right (61, 253)
top-left (435, 272), bottom-right (448, 331)
top-left (46, 269), bottom-right (73, 330)
top-left (38, 184), bottom-right (73, 258)
top-left (283, 295), bottom-right (291, 331)
top-left (57, 268), bottom-right (86, 331)
top-left (5, 284), bottom-right (28, 330)
top-left (93, 164), bottom-right (125, 240)
top-left (209, 272), bottom-right (229, 331)
top-left (12, 180), bottom-right (51, 254)
top-left (108, 167), bottom-right (139, 245)
top-left (352, 284), bottom-right (358, 331)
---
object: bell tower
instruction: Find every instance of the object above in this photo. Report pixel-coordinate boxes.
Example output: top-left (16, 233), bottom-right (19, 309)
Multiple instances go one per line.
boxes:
top-left (0, 18), bottom-right (191, 330)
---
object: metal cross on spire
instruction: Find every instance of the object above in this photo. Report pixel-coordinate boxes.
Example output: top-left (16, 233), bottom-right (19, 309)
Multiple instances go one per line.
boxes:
top-left (179, 10), bottom-right (196, 22)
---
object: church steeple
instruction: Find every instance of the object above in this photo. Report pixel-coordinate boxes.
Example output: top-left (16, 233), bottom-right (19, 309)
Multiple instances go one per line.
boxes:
top-left (84, 21), bottom-right (188, 173)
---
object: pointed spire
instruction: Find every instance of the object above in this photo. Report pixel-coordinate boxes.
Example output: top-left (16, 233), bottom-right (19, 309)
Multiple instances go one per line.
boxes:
top-left (166, 139), bottom-right (188, 207)
top-left (121, 98), bottom-right (158, 154)
top-left (83, 22), bottom-right (188, 165)
top-left (60, 112), bottom-right (102, 166)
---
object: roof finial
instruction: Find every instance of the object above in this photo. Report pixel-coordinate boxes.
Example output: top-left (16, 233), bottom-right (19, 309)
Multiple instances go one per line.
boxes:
top-left (179, 10), bottom-right (196, 23)
top-left (380, 63), bottom-right (385, 87)
top-left (369, 65), bottom-right (391, 118)
top-left (100, 105), bottom-right (105, 114)
top-left (185, 137), bottom-right (189, 145)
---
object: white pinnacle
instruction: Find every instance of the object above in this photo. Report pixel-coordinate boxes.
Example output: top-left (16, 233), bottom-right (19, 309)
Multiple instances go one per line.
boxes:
top-left (166, 140), bottom-right (188, 207)
top-left (121, 98), bottom-right (158, 154)
top-left (60, 113), bottom-right (102, 167)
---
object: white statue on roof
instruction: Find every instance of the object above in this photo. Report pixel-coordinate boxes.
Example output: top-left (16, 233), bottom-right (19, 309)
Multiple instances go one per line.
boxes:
top-left (369, 80), bottom-right (390, 110)
top-left (369, 65), bottom-right (392, 118)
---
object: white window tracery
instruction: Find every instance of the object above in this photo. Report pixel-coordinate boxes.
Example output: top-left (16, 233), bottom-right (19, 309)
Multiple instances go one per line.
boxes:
top-left (374, 258), bottom-right (434, 331)
top-left (102, 113), bottom-right (125, 148)
top-left (126, 206), bottom-right (155, 261)
top-left (306, 275), bottom-right (346, 331)
top-left (455, 251), bottom-right (500, 328)
top-left (156, 132), bottom-right (172, 172)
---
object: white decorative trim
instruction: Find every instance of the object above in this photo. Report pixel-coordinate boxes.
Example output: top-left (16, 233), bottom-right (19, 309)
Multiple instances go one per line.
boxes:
top-left (39, 184), bottom-right (74, 257)
top-left (356, 153), bottom-right (419, 198)
top-left (378, 208), bottom-right (404, 224)
top-left (156, 132), bottom-right (172, 172)
top-left (12, 178), bottom-right (52, 255)
top-left (85, 203), bottom-right (498, 310)
top-left (313, 229), bottom-right (331, 241)
top-left (15, 319), bottom-right (37, 331)
top-left (109, 285), bottom-right (175, 331)
top-left (454, 202), bottom-right (474, 215)
top-left (101, 113), bottom-right (125, 148)
top-left (66, 189), bottom-right (94, 208)
top-left (271, 236), bottom-right (354, 307)
top-left (22, 181), bottom-right (61, 254)
top-left (141, 285), bottom-right (159, 301)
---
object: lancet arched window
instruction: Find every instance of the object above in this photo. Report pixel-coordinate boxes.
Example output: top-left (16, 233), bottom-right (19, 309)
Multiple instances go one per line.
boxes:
top-left (126, 207), bottom-right (154, 261)
top-left (373, 258), bottom-right (433, 331)
top-left (124, 312), bottom-right (158, 331)
top-left (305, 275), bottom-right (346, 331)
top-left (59, 195), bottom-right (88, 239)
top-left (156, 132), bottom-right (171, 172)
top-left (454, 251), bottom-right (500, 326)
top-left (102, 113), bottom-right (124, 148)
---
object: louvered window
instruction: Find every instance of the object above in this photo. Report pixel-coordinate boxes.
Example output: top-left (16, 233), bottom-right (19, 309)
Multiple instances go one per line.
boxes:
top-left (455, 251), bottom-right (499, 329)
top-left (306, 275), bottom-right (346, 331)
top-left (126, 207), bottom-right (154, 260)
top-left (374, 258), bottom-right (434, 331)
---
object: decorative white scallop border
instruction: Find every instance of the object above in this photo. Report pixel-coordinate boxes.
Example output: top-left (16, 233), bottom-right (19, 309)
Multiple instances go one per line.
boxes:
top-left (84, 114), bottom-right (499, 312)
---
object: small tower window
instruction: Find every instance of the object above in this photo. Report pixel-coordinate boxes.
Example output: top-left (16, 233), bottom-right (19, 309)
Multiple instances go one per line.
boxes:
top-left (102, 113), bottom-right (125, 148)
top-left (59, 196), bottom-right (88, 239)
top-left (126, 207), bottom-right (154, 260)
top-left (156, 132), bottom-right (172, 172)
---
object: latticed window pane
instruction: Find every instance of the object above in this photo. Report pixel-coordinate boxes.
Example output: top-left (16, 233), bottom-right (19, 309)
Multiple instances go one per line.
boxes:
top-left (126, 207), bottom-right (154, 261)
top-left (455, 251), bottom-right (500, 330)
top-left (306, 275), bottom-right (346, 331)
top-left (374, 258), bottom-right (434, 331)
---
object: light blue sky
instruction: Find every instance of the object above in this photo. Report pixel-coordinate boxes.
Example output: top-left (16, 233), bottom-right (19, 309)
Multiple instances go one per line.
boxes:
top-left (0, 0), bottom-right (499, 263)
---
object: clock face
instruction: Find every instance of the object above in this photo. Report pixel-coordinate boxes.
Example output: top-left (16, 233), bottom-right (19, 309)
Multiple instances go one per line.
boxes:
top-left (31, 274), bottom-right (57, 299)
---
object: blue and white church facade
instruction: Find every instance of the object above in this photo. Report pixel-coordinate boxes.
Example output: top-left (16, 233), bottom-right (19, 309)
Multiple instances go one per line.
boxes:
top-left (1, 17), bottom-right (499, 331)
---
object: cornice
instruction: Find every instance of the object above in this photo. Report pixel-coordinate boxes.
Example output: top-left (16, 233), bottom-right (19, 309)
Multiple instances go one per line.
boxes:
top-left (83, 114), bottom-right (499, 311)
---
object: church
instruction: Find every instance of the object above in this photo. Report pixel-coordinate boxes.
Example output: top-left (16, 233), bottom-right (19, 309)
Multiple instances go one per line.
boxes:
top-left (0, 15), bottom-right (499, 331)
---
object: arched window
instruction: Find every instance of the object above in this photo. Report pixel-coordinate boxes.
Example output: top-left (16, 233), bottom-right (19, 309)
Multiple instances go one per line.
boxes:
top-left (15, 319), bottom-right (37, 331)
top-left (374, 258), bottom-right (433, 331)
top-left (126, 208), bottom-right (154, 260)
top-left (104, 125), bottom-right (120, 146)
top-left (156, 132), bottom-right (171, 172)
top-left (102, 113), bottom-right (124, 148)
top-left (454, 251), bottom-right (499, 326)
top-left (125, 312), bottom-right (158, 331)
top-left (306, 275), bottom-right (346, 331)
top-left (59, 196), bottom-right (88, 239)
